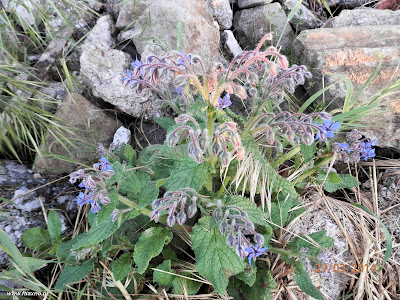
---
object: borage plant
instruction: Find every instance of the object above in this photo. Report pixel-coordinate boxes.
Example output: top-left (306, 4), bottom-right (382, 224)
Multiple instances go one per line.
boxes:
top-left (52, 33), bottom-right (373, 299)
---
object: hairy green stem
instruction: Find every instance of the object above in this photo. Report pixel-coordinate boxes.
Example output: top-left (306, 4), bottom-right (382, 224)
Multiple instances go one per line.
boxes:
top-left (216, 176), bottom-right (231, 198)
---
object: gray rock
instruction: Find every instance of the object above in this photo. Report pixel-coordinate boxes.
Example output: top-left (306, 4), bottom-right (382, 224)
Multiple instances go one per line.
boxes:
top-left (85, 15), bottom-right (116, 49)
top-left (293, 25), bottom-right (400, 149)
top-left (324, 8), bottom-right (400, 28)
top-left (238, 0), bottom-right (272, 9)
top-left (12, 187), bottom-right (42, 212)
top-left (222, 30), bottom-right (242, 57)
top-left (281, 0), bottom-right (323, 31)
top-left (117, 0), bottom-right (220, 72)
top-left (115, 0), bottom-right (149, 30)
top-left (1, 0), bottom-right (42, 26)
top-left (326, 0), bottom-right (369, 8)
top-left (206, 0), bottom-right (233, 30)
top-left (113, 126), bottom-right (131, 146)
top-left (80, 44), bottom-right (157, 118)
top-left (32, 94), bottom-right (119, 175)
top-left (233, 3), bottom-right (294, 52)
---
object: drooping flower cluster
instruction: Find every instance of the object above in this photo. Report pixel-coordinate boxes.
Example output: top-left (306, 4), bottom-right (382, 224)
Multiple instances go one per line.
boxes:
top-left (166, 114), bottom-right (245, 165)
top-left (213, 200), bottom-right (267, 264)
top-left (249, 111), bottom-right (334, 149)
top-left (263, 64), bottom-right (312, 103)
top-left (333, 129), bottom-right (377, 163)
top-left (121, 33), bottom-right (295, 111)
top-left (69, 157), bottom-right (114, 213)
top-left (150, 188), bottom-right (202, 226)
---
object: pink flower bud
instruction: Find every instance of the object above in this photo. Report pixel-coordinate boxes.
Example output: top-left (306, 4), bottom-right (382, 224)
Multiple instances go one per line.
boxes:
top-left (278, 56), bottom-right (289, 69)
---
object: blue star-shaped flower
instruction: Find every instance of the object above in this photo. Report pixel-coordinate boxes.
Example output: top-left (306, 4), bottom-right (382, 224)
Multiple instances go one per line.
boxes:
top-left (176, 86), bottom-right (184, 95)
top-left (315, 119), bottom-right (341, 141)
top-left (75, 191), bottom-right (93, 206)
top-left (122, 69), bottom-right (137, 87)
top-left (245, 243), bottom-right (268, 265)
top-left (93, 157), bottom-right (113, 173)
top-left (177, 51), bottom-right (191, 66)
top-left (131, 55), bottom-right (142, 69)
top-left (216, 93), bottom-right (232, 110)
top-left (360, 142), bottom-right (376, 161)
top-left (339, 142), bottom-right (351, 152)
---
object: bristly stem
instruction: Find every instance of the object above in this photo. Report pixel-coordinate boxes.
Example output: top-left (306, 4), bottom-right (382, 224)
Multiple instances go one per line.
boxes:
top-left (207, 107), bottom-right (215, 137)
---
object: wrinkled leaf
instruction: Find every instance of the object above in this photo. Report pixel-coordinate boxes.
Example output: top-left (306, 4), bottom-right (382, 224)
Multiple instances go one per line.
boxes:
top-left (192, 218), bottom-right (245, 294)
top-left (134, 227), bottom-right (172, 274)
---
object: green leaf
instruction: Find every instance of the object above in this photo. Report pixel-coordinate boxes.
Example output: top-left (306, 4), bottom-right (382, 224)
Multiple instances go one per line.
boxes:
top-left (72, 219), bottom-right (119, 251)
top-left (166, 158), bottom-right (211, 191)
top-left (288, 230), bottom-right (334, 257)
top-left (300, 142), bottom-right (317, 163)
top-left (192, 218), bottom-right (245, 294)
top-left (114, 162), bottom-right (159, 209)
top-left (172, 275), bottom-right (202, 295)
top-left (21, 228), bottom-right (52, 252)
top-left (133, 227), bottom-right (172, 274)
top-left (154, 117), bottom-right (176, 130)
top-left (56, 233), bottom-right (86, 260)
top-left (328, 172), bottom-right (342, 184)
top-left (55, 259), bottom-right (94, 291)
top-left (225, 196), bottom-right (265, 226)
top-left (228, 269), bottom-right (276, 300)
top-left (112, 253), bottom-right (133, 281)
top-left (235, 265), bottom-right (257, 287)
top-left (96, 188), bottom-right (119, 224)
top-left (123, 144), bottom-right (136, 165)
top-left (318, 172), bottom-right (360, 192)
top-left (153, 260), bottom-right (175, 287)
top-left (47, 211), bottom-right (62, 244)
top-left (162, 248), bottom-right (177, 260)
top-left (0, 228), bottom-right (32, 274)
top-left (294, 261), bottom-right (324, 300)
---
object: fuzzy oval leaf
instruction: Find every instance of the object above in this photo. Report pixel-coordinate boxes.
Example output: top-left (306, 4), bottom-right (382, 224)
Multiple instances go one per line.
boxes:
top-left (55, 259), bottom-right (94, 291)
top-left (112, 252), bottom-right (133, 281)
top-left (134, 227), bottom-right (172, 274)
top-left (294, 261), bottom-right (324, 300)
top-left (192, 218), bottom-right (245, 294)
top-left (153, 260), bottom-right (175, 287)
top-left (21, 228), bottom-right (52, 252)
top-left (47, 211), bottom-right (62, 243)
top-left (72, 219), bottom-right (119, 251)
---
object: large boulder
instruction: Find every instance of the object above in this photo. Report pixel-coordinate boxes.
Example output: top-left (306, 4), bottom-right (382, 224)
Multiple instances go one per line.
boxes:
top-left (238, 0), bottom-right (272, 8)
top-left (233, 3), bottom-right (294, 52)
top-left (281, 0), bottom-right (324, 31)
top-left (293, 23), bottom-right (400, 149)
top-left (116, 0), bottom-right (220, 72)
top-left (206, 0), bottom-right (233, 30)
top-left (324, 8), bottom-right (400, 28)
top-left (80, 14), bottom-right (159, 118)
top-left (32, 94), bottom-right (119, 175)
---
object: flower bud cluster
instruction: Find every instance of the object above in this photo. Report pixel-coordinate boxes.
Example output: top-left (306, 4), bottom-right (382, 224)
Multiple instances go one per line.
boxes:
top-left (166, 115), bottom-right (245, 165)
top-left (250, 112), bottom-right (332, 150)
top-left (213, 200), bottom-right (265, 260)
top-left (333, 129), bottom-right (377, 163)
top-left (150, 188), bottom-right (202, 226)
top-left (212, 122), bottom-right (245, 166)
top-left (264, 64), bottom-right (312, 103)
top-left (69, 157), bottom-right (114, 213)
